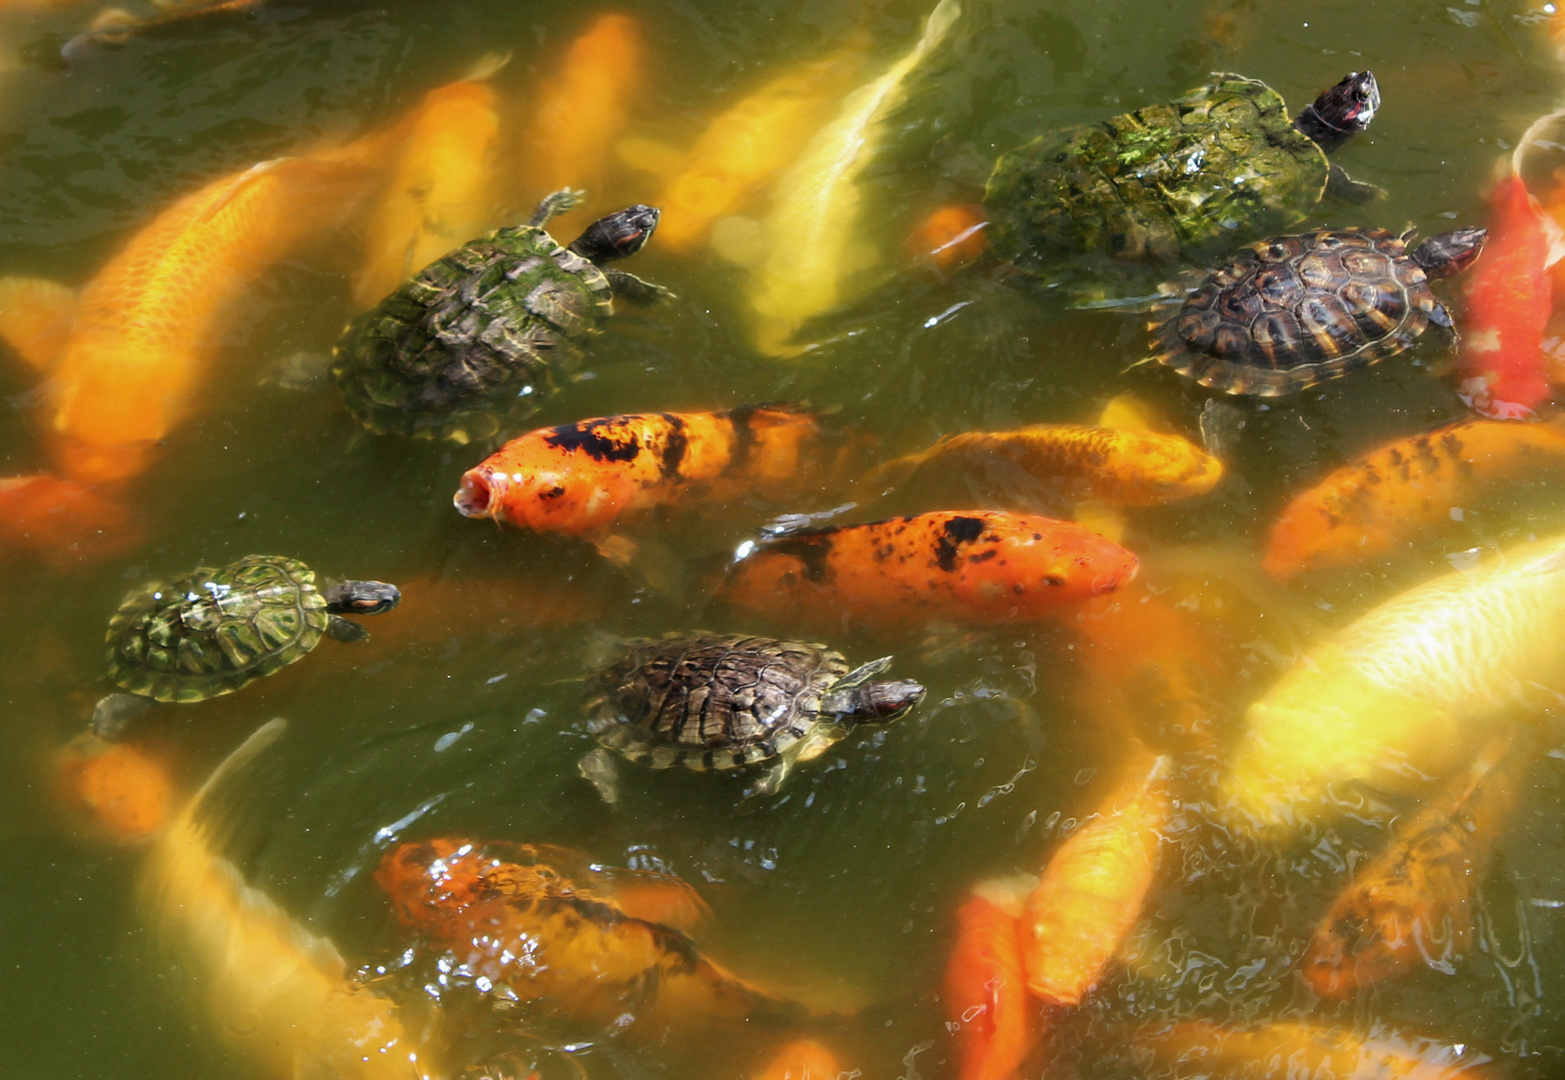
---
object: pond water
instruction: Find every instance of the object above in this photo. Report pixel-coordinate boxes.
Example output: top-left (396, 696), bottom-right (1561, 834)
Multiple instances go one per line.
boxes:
top-left (3, 0), bottom-right (1565, 1077)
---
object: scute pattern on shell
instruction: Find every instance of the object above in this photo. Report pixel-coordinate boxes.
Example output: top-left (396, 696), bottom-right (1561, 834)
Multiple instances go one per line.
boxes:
top-left (584, 633), bottom-right (851, 772)
top-left (106, 555), bottom-right (329, 703)
top-left (1149, 228), bottom-right (1435, 397)
top-left (332, 224), bottom-right (614, 443)
top-left (984, 73), bottom-right (1328, 268)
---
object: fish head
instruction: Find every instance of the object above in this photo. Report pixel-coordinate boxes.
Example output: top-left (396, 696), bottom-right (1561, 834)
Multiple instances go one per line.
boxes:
top-left (1413, 226), bottom-right (1488, 279)
top-left (1123, 432), bottom-right (1225, 503)
top-left (375, 839), bottom-right (489, 928)
top-left (567, 204), bottom-right (661, 264)
top-left (953, 516), bottom-right (1139, 616)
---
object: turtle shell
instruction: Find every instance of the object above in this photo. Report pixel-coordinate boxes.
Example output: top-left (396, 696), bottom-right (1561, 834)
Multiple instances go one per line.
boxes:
top-left (1148, 228), bottom-right (1437, 397)
top-left (583, 633), bottom-right (851, 771)
top-left (106, 555), bottom-right (330, 703)
top-left (331, 224), bottom-right (613, 443)
top-left (985, 73), bottom-right (1328, 268)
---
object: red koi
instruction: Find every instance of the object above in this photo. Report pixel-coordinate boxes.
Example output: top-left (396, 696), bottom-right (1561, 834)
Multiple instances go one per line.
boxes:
top-left (944, 883), bottom-right (1038, 1080)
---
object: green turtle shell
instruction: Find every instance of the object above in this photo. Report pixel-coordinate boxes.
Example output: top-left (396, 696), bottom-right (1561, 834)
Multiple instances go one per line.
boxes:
top-left (1148, 228), bottom-right (1437, 397)
top-left (583, 633), bottom-right (852, 772)
top-left (331, 224), bottom-right (614, 443)
top-left (106, 555), bottom-right (330, 703)
top-left (984, 73), bottom-right (1329, 269)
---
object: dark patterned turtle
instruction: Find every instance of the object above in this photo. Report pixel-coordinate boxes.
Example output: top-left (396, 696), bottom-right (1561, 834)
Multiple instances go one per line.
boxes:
top-left (332, 188), bottom-right (673, 444)
top-left (1146, 226), bottom-right (1487, 397)
top-left (984, 72), bottom-right (1382, 272)
top-left (104, 555), bottom-right (400, 707)
top-left (579, 632), bottom-right (925, 800)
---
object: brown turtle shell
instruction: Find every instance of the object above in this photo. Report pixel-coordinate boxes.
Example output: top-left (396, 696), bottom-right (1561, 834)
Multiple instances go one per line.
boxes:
top-left (1148, 228), bottom-right (1438, 397)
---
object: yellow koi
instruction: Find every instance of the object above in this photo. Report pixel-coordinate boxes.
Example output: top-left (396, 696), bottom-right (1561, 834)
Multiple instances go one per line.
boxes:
top-left (526, 14), bottom-right (643, 201)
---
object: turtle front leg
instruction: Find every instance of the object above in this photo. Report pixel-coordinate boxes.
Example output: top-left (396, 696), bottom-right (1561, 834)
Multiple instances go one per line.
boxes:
top-left (529, 188), bottom-right (586, 228)
top-left (605, 269), bottom-right (677, 305)
top-left (1325, 164), bottom-right (1385, 205)
top-left (325, 614), bottom-right (370, 643)
top-left (579, 747), bottom-right (621, 804)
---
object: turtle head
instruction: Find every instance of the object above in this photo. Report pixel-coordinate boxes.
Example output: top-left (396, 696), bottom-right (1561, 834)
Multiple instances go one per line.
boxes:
top-left (849, 678), bottom-right (927, 723)
top-left (323, 580), bottom-right (401, 616)
top-left (1294, 71), bottom-right (1380, 152)
top-left (1410, 227), bottom-right (1487, 279)
top-left (567, 205), bottom-right (661, 265)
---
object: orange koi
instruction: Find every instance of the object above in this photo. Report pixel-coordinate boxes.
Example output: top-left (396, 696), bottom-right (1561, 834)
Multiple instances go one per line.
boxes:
top-left (52, 732), bottom-right (172, 842)
top-left (719, 510), bottom-right (1138, 633)
top-left (1142, 1019), bottom-right (1496, 1079)
top-left (862, 423), bottom-right (1221, 508)
top-left (0, 474), bottom-right (140, 565)
top-left (1263, 415), bottom-right (1565, 580)
top-left (907, 204), bottom-right (988, 272)
top-left (453, 404), bottom-right (842, 538)
top-left (527, 15), bottom-right (643, 200)
top-left (1021, 747), bottom-right (1171, 1007)
top-left (944, 882), bottom-right (1038, 1080)
top-left (752, 1039), bottom-right (846, 1080)
top-left (350, 55), bottom-right (510, 309)
top-left (1459, 174), bottom-right (1556, 419)
top-left (375, 839), bottom-right (804, 1037)
top-left (1300, 737), bottom-right (1514, 998)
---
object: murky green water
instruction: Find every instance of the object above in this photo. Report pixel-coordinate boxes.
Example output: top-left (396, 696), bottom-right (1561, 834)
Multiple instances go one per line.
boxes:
top-left (4, 0), bottom-right (1565, 1077)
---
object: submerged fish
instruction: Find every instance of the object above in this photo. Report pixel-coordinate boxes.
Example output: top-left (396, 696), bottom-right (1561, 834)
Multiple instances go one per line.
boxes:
top-left (1300, 737), bottom-right (1515, 998)
top-left (906, 204), bottom-right (988, 273)
top-left (1142, 1019), bottom-right (1495, 1079)
top-left (52, 732), bottom-right (172, 842)
top-left (1021, 748), bottom-right (1171, 1007)
top-left (453, 404), bottom-right (846, 540)
top-left (718, 510), bottom-right (1138, 633)
top-left (0, 474), bottom-right (139, 565)
top-left (1262, 415), bottom-right (1565, 580)
top-left (526, 14), bottom-right (643, 200)
top-left (748, 0), bottom-right (961, 357)
top-left (943, 880), bottom-right (1039, 1080)
top-left (751, 1039), bottom-right (846, 1080)
top-left (351, 55), bottom-right (511, 310)
top-left (143, 720), bottom-right (441, 1079)
top-left (375, 838), bottom-right (805, 1038)
top-left (1458, 174), bottom-right (1559, 419)
top-left (1222, 534), bottom-right (1565, 834)
top-left (861, 422), bottom-right (1222, 508)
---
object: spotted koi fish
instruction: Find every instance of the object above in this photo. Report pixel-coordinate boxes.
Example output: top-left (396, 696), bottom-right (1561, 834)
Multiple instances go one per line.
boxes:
top-left (718, 510), bottom-right (1138, 632)
top-left (453, 403), bottom-right (844, 538)
top-left (1142, 1020), bottom-right (1495, 1079)
top-left (1300, 737), bottom-right (1515, 998)
top-left (944, 881), bottom-right (1039, 1080)
top-left (1263, 415), bottom-right (1565, 579)
top-left (375, 839), bottom-right (804, 1037)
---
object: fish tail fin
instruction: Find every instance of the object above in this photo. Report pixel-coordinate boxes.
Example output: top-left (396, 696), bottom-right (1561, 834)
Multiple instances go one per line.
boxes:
top-left (913, 0), bottom-right (962, 60)
top-left (462, 50), bottom-right (514, 83)
top-left (182, 719), bottom-right (288, 823)
top-left (0, 276), bottom-right (76, 372)
top-left (857, 440), bottom-right (944, 497)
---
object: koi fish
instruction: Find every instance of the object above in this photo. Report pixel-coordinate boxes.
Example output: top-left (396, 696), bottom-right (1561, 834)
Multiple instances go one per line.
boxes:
top-left (527, 14), bottom-right (643, 201)
top-left (143, 720), bottom-right (441, 1079)
top-left (1021, 748), bottom-right (1171, 1007)
top-left (906, 204), bottom-right (988, 272)
top-left (752, 1039), bottom-right (846, 1080)
top-left (1262, 415), bottom-right (1565, 580)
top-left (1301, 737), bottom-right (1515, 998)
top-left (1458, 173), bottom-right (1559, 419)
top-left (749, 0), bottom-right (961, 357)
top-left (628, 38), bottom-right (868, 254)
top-left (862, 423), bottom-right (1221, 508)
top-left (0, 474), bottom-right (140, 565)
top-left (453, 404), bottom-right (844, 539)
top-left (375, 838), bottom-right (805, 1037)
top-left (1142, 1019), bottom-right (1495, 1079)
top-left (944, 880), bottom-right (1038, 1080)
top-left (718, 510), bottom-right (1138, 633)
top-left (1221, 533), bottom-right (1565, 835)
top-left (350, 55), bottom-right (511, 310)
top-left (52, 732), bottom-right (171, 842)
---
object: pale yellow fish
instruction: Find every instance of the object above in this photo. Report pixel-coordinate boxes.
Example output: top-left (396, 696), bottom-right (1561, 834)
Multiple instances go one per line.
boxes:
top-left (1221, 534), bottom-right (1565, 835)
top-left (142, 720), bottom-right (442, 1080)
top-left (748, 0), bottom-right (961, 357)
top-left (350, 54), bottom-right (511, 310)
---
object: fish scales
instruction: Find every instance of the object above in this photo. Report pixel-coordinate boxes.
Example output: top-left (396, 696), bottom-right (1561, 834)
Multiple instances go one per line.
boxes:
top-left (944, 887), bottom-right (1038, 1080)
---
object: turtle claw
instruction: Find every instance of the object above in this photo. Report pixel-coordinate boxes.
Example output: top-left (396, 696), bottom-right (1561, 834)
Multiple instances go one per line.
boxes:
top-left (579, 748), bottom-right (620, 804)
top-left (1326, 163), bottom-right (1385, 204)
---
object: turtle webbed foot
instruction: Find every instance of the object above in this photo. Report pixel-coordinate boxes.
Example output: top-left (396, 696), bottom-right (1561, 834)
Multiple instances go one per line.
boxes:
top-left (579, 747), bottom-right (621, 804)
top-left (90, 692), bottom-right (155, 739)
top-left (605, 269), bottom-right (677, 305)
top-left (1325, 164), bottom-right (1386, 204)
top-left (530, 187), bottom-right (586, 228)
top-left (325, 614), bottom-right (371, 643)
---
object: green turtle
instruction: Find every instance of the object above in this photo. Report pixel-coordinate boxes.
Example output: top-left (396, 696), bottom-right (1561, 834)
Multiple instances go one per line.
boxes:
top-left (331, 188), bottom-right (673, 444)
top-left (984, 71), bottom-right (1382, 274)
top-left (579, 632), bottom-right (925, 801)
top-left (99, 556), bottom-right (399, 726)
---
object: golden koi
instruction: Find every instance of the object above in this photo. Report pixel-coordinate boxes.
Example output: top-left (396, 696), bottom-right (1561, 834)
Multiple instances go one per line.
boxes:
top-left (527, 14), bottom-right (643, 200)
top-left (748, 0), bottom-right (961, 357)
top-left (1222, 533), bottom-right (1565, 834)
top-left (1143, 1019), bottom-right (1496, 1079)
top-left (143, 720), bottom-right (441, 1079)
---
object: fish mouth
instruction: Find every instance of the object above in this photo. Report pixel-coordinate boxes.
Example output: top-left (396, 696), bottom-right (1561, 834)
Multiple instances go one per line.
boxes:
top-left (1092, 558), bottom-right (1139, 594)
top-left (454, 469), bottom-right (499, 519)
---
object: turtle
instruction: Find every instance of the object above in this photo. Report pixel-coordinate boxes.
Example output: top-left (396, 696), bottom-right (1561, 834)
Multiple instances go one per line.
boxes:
top-left (1145, 225), bottom-right (1488, 397)
top-left (579, 632), bottom-right (925, 801)
top-left (331, 187), bottom-right (673, 444)
top-left (101, 555), bottom-right (400, 717)
top-left (984, 71), bottom-right (1383, 274)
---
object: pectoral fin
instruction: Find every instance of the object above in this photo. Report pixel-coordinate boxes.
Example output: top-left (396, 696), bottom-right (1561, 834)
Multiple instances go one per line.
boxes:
top-left (0, 277), bottom-right (76, 371)
top-left (608, 873), bottom-right (713, 932)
